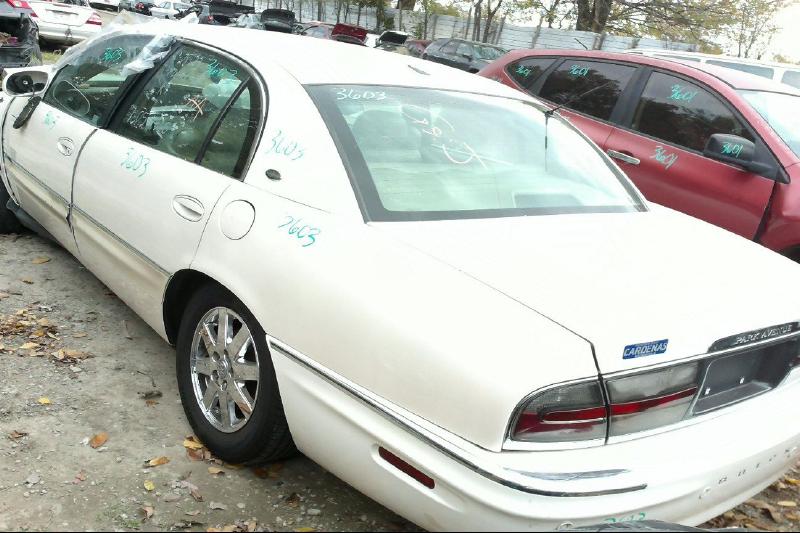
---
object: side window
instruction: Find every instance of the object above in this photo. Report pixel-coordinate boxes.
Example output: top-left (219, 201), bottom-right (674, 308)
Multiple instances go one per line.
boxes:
top-left (456, 42), bottom-right (473, 58)
top-left (706, 60), bottom-right (773, 79)
top-left (441, 40), bottom-right (459, 55)
top-left (115, 45), bottom-right (246, 165)
top-left (538, 60), bottom-right (637, 121)
top-left (200, 82), bottom-right (261, 178)
top-left (506, 57), bottom-right (555, 89)
top-left (631, 71), bottom-right (753, 152)
top-left (781, 70), bottom-right (800, 89)
top-left (43, 35), bottom-right (161, 126)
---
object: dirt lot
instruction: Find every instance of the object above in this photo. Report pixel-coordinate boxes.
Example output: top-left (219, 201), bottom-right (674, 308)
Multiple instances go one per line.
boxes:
top-left (0, 231), bottom-right (798, 532)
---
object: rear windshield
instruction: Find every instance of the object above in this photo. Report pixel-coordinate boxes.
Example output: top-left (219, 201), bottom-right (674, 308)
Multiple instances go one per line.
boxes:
top-left (740, 90), bottom-right (800, 157)
top-left (308, 85), bottom-right (644, 222)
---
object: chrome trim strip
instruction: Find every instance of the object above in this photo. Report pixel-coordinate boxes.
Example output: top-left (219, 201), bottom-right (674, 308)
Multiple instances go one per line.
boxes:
top-left (71, 205), bottom-right (170, 277)
top-left (268, 336), bottom-right (647, 497)
top-left (5, 155), bottom-right (69, 209)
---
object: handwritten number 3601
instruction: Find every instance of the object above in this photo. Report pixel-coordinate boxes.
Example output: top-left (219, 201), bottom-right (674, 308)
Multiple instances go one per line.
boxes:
top-left (121, 148), bottom-right (150, 178)
top-left (278, 216), bottom-right (319, 247)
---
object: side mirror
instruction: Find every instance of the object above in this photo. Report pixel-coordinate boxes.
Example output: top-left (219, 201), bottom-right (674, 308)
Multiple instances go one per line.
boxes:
top-left (3, 68), bottom-right (49, 96)
top-left (703, 133), bottom-right (778, 181)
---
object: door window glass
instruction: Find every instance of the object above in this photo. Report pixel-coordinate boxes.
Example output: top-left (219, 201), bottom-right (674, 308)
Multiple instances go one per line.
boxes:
top-left (43, 34), bottom-right (160, 126)
top-left (506, 57), bottom-right (555, 89)
top-left (456, 42), bottom-right (473, 59)
top-left (781, 70), bottom-right (800, 89)
top-left (115, 45), bottom-right (246, 164)
top-left (538, 60), bottom-right (637, 121)
top-left (632, 71), bottom-right (753, 152)
top-left (441, 40), bottom-right (458, 55)
top-left (200, 83), bottom-right (260, 178)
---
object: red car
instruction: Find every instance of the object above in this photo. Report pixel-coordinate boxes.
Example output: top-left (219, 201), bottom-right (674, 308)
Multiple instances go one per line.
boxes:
top-left (300, 22), bottom-right (368, 46)
top-left (480, 50), bottom-right (800, 259)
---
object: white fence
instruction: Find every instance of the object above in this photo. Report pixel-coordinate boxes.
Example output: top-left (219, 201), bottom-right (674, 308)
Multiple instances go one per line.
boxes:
top-left (247, 0), bottom-right (698, 53)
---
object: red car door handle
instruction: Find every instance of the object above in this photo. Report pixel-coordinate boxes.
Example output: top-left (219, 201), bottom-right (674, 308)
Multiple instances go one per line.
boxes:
top-left (607, 149), bottom-right (640, 166)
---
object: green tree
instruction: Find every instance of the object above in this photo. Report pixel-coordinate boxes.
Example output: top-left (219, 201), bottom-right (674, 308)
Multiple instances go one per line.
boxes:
top-left (723, 0), bottom-right (790, 58)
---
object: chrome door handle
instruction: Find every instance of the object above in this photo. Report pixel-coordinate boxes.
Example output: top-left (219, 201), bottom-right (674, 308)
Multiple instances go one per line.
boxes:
top-left (607, 149), bottom-right (640, 166)
top-left (56, 137), bottom-right (75, 157)
top-left (172, 195), bottom-right (204, 222)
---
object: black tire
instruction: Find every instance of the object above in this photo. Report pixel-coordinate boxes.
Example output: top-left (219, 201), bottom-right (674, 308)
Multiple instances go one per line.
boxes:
top-left (176, 283), bottom-right (297, 465)
top-left (0, 180), bottom-right (23, 234)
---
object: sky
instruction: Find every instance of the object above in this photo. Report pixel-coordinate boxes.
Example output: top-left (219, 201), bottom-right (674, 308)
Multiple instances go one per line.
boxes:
top-left (768, 4), bottom-right (800, 62)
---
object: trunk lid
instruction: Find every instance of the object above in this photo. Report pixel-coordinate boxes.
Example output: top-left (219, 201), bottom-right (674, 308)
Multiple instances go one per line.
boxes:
top-left (373, 208), bottom-right (800, 374)
top-left (30, 1), bottom-right (93, 26)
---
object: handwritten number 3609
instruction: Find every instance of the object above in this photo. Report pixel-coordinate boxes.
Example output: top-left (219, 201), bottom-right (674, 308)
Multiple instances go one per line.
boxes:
top-left (278, 216), bottom-right (319, 247)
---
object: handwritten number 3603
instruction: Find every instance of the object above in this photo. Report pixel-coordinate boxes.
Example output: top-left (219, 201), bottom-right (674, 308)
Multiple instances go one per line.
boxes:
top-left (278, 216), bottom-right (319, 247)
top-left (121, 148), bottom-right (150, 178)
top-left (270, 129), bottom-right (305, 161)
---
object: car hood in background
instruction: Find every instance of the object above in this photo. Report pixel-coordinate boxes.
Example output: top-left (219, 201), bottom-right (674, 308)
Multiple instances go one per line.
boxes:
top-left (373, 207), bottom-right (800, 374)
top-left (261, 8), bottom-right (295, 32)
top-left (332, 23), bottom-right (367, 43)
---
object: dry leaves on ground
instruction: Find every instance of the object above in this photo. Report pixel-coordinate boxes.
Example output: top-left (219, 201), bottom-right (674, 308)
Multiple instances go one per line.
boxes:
top-left (89, 432), bottom-right (109, 449)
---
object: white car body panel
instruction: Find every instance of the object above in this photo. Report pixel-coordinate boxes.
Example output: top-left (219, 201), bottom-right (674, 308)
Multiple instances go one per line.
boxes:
top-left (29, 1), bottom-right (101, 44)
top-left (150, 1), bottom-right (190, 19)
top-left (1, 22), bottom-right (800, 530)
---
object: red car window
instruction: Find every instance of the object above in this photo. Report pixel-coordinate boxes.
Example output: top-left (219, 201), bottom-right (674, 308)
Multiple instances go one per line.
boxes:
top-left (631, 71), bottom-right (754, 153)
top-left (505, 57), bottom-right (555, 90)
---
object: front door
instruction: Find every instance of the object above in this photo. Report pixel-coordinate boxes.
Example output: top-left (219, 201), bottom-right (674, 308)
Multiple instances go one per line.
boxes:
top-left (604, 70), bottom-right (775, 239)
top-left (2, 32), bottom-right (164, 252)
top-left (72, 43), bottom-right (263, 333)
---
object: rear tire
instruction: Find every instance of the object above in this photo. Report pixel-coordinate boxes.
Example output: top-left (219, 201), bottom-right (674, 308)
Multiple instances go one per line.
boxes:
top-left (0, 180), bottom-right (23, 234)
top-left (176, 283), bottom-right (297, 465)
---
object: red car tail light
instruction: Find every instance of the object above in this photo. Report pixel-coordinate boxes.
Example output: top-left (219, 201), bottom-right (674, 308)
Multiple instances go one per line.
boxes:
top-left (7, 0), bottom-right (32, 8)
top-left (511, 380), bottom-right (607, 443)
top-left (378, 447), bottom-right (435, 489)
top-left (87, 12), bottom-right (102, 25)
top-left (606, 362), bottom-right (700, 437)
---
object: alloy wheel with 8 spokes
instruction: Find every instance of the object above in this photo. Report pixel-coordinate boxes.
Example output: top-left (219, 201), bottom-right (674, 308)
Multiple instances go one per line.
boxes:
top-left (190, 307), bottom-right (260, 433)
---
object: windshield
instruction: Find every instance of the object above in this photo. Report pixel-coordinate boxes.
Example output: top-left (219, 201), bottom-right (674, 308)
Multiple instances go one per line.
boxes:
top-left (740, 90), bottom-right (800, 158)
top-left (309, 85), bottom-right (644, 221)
top-left (474, 44), bottom-right (505, 60)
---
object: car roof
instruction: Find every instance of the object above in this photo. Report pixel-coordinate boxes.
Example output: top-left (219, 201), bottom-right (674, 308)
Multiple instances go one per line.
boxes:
top-left (629, 48), bottom-right (800, 69)
top-left (125, 21), bottom-right (527, 96)
top-left (503, 49), bottom-right (800, 95)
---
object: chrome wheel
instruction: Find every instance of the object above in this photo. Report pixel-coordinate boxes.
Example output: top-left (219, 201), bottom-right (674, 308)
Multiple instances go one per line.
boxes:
top-left (190, 307), bottom-right (260, 433)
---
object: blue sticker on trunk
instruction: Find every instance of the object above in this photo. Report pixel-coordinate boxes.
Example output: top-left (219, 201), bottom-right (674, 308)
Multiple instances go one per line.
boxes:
top-left (623, 339), bottom-right (668, 360)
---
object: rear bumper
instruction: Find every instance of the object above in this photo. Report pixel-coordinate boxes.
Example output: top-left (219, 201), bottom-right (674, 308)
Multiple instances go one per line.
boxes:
top-left (38, 23), bottom-right (100, 43)
top-left (271, 337), bottom-right (800, 531)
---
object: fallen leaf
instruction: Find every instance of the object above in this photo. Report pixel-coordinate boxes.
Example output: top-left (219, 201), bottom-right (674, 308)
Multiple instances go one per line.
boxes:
top-left (89, 432), bottom-right (109, 449)
top-left (748, 499), bottom-right (776, 511)
top-left (72, 332), bottom-right (88, 338)
top-left (209, 501), bottom-right (227, 510)
top-left (144, 480), bottom-right (155, 491)
top-left (0, 292), bottom-right (9, 299)
top-left (19, 342), bottom-right (39, 350)
top-left (8, 430), bottom-right (28, 440)
top-left (32, 257), bottom-right (50, 265)
top-left (183, 437), bottom-right (204, 450)
top-left (145, 399), bottom-right (159, 407)
top-left (139, 390), bottom-right (163, 400)
top-left (785, 477), bottom-right (800, 486)
top-left (185, 510), bottom-right (201, 516)
top-left (208, 467), bottom-right (224, 476)
top-left (285, 492), bottom-right (301, 507)
top-left (186, 448), bottom-right (204, 461)
top-left (778, 501), bottom-right (798, 508)
top-left (190, 488), bottom-right (203, 502)
top-left (146, 456), bottom-right (170, 467)
top-left (74, 471), bottom-right (86, 483)
top-left (36, 318), bottom-right (50, 327)
top-left (140, 505), bottom-right (154, 521)
top-left (21, 278), bottom-right (33, 284)
top-left (37, 397), bottom-right (51, 405)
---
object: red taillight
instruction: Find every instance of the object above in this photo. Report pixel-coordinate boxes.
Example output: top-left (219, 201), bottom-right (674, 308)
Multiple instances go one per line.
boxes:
top-left (7, 0), bottom-right (32, 8)
top-left (378, 447), bottom-right (435, 489)
top-left (205, 15), bottom-right (214, 21)
top-left (135, 2), bottom-right (143, 8)
top-left (87, 12), bottom-right (102, 24)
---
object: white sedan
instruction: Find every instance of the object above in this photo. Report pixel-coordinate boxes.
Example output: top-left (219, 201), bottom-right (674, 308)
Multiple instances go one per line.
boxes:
top-left (149, 0), bottom-right (191, 19)
top-left (29, 0), bottom-right (103, 44)
top-left (1, 21), bottom-right (800, 531)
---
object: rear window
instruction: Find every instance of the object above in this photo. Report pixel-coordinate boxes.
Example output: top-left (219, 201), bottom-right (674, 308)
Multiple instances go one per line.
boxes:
top-left (538, 60), bottom-right (637, 121)
top-left (706, 60), bottom-right (774, 79)
top-left (781, 70), bottom-right (800, 89)
top-left (309, 85), bottom-right (643, 222)
top-left (506, 57), bottom-right (555, 89)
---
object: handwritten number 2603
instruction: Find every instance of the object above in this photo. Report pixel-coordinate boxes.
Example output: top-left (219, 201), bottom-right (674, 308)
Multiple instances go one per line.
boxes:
top-left (278, 216), bottom-right (319, 247)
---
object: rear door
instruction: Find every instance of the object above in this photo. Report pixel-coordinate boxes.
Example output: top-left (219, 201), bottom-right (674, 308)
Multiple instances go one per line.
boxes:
top-left (1, 33), bottom-right (157, 252)
top-left (71, 43), bottom-right (264, 331)
top-left (533, 58), bottom-right (639, 150)
top-left (604, 70), bottom-right (775, 239)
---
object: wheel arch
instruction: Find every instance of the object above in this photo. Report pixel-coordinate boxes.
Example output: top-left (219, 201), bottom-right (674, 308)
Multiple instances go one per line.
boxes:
top-left (162, 269), bottom-right (235, 345)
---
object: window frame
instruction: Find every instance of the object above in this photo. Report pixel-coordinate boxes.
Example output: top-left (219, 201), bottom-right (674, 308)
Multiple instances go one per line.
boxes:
top-left (42, 33), bottom-right (162, 128)
top-left (504, 55), bottom-right (559, 91)
top-left (531, 56), bottom-right (645, 126)
top-left (105, 38), bottom-right (268, 181)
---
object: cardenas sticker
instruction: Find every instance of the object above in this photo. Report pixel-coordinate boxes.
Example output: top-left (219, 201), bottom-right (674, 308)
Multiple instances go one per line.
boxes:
top-left (623, 339), bottom-right (669, 360)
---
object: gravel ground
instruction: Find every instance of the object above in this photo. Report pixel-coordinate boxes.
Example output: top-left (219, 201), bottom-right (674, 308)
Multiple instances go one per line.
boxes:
top-left (1, 232), bottom-right (798, 532)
